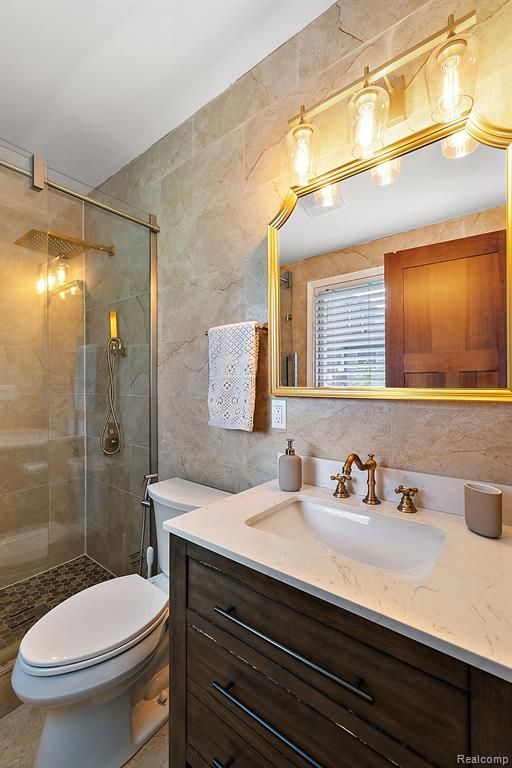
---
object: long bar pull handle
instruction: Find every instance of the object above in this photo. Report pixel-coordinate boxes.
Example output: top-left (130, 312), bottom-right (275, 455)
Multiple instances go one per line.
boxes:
top-left (213, 606), bottom-right (374, 705)
top-left (212, 682), bottom-right (324, 768)
top-left (210, 759), bottom-right (234, 768)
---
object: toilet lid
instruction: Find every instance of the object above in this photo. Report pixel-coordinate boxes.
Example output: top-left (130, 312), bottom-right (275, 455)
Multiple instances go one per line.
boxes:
top-left (19, 574), bottom-right (168, 669)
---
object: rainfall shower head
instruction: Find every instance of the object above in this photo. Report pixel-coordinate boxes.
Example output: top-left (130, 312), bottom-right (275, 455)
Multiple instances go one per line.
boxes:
top-left (15, 229), bottom-right (115, 258)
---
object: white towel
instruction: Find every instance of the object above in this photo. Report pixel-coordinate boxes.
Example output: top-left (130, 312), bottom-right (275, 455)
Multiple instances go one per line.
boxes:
top-left (208, 321), bottom-right (259, 432)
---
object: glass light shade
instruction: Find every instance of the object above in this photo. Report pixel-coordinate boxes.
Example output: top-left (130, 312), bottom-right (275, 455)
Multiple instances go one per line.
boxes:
top-left (441, 129), bottom-right (479, 159)
top-left (370, 158), bottom-right (401, 186)
top-left (55, 257), bottom-right (69, 285)
top-left (348, 85), bottom-right (390, 159)
top-left (426, 33), bottom-right (479, 123)
top-left (287, 119), bottom-right (320, 186)
top-left (314, 182), bottom-right (345, 208)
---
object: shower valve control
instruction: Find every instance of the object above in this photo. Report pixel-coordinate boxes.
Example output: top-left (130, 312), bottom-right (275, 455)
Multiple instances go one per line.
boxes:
top-left (106, 422), bottom-right (120, 452)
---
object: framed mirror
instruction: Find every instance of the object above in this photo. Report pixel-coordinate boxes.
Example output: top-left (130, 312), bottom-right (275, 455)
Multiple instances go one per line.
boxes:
top-left (268, 117), bottom-right (512, 401)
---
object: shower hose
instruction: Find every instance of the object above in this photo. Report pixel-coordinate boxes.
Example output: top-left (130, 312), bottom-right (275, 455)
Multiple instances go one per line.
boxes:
top-left (100, 337), bottom-right (123, 456)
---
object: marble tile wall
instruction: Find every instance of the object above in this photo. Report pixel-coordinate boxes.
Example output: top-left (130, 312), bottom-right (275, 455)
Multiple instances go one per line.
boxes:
top-left (98, 0), bottom-right (512, 496)
top-left (83, 207), bottom-right (151, 575)
top-left (0, 168), bottom-right (86, 587)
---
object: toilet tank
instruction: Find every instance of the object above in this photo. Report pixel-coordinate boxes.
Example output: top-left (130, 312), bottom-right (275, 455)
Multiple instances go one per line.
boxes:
top-left (148, 478), bottom-right (231, 577)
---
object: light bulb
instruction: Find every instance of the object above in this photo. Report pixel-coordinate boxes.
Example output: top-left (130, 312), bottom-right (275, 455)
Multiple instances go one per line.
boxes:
top-left (440, 52), bottom-right (463, 117)
top-left (59, 290), bottom-right (66, 300)
top-left (294, 132), bottom-right (312, 186)
top-left (371, 158), bottom-right (401, 186)
top-left (55, 259), bottom-right (69, 285)
top-left (441, 129), bottom-right (479, 159)
top-left (427, 33), bottom-right (479, 123)
top-left (349, 84), bottom-right (390, 159)
top-left (47, 271), bottom-right (56, 290)
top-left (287, 106), bottom-right (319, 186)
top-left (36, 276), bottom-right (46, 295)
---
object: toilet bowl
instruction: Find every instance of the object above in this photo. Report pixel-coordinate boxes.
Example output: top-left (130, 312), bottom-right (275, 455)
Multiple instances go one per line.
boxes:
top-left (12, 478), bottom-right (231, 768)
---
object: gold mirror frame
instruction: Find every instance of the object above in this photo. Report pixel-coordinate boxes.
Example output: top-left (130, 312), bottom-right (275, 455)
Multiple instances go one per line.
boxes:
top-left (268, 113), bottom-right (512, 402)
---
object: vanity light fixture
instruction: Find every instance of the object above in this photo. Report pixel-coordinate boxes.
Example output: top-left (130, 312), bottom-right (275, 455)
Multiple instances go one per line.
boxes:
top-left (348, 68), bottom-right (390, 159)
top-left (287, 105), bottom-right (319, 186)
top-left (441, 128), bottom-right (479, 159)
top-left (370, 157), bottom-right (401, 186)
top-left (35, 255), bottom-right (69, 295)
top-left (426, 15), bottom-right (479, 123)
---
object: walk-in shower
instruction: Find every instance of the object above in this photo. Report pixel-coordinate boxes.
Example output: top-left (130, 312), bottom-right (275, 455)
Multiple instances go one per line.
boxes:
top-left (0, 140), bottom-right (158, 696)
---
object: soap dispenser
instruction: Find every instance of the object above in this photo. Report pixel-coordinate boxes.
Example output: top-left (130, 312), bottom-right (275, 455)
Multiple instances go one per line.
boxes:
top-left (279, 439), bottom-right (302, 492)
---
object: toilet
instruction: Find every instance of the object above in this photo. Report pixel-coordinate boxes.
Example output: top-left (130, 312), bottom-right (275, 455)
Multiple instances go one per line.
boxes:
top-left (12, 478), bottom-right (231, 768)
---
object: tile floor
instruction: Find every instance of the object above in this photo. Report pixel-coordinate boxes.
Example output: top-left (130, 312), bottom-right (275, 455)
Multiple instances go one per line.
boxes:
top-left (0, 703), bottom-right (168, 768)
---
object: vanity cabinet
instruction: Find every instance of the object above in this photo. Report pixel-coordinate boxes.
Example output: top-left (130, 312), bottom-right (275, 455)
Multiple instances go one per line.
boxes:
top-left (170, 537), bottom-right (512, 768)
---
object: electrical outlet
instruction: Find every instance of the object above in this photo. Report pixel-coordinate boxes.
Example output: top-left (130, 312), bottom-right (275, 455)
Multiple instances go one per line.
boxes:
top-left (271, 399), bottom-right (287, 429)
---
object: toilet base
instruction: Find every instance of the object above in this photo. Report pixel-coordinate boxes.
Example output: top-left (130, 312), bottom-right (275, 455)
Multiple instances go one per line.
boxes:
top-left (34, 682), bottom-right (169, 768)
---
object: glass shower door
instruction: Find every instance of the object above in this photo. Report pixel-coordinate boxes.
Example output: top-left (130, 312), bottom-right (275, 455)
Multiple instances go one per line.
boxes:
top-left (0, 150), bottom-right (52, 589)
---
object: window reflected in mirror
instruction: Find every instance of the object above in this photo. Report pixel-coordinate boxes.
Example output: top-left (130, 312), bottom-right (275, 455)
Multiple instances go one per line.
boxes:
top-left (278, 138), bottom-right (507, 390)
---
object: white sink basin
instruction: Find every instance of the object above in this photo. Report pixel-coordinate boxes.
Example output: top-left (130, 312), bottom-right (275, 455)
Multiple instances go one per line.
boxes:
top-left (246, 496), bottom-right (446, 577)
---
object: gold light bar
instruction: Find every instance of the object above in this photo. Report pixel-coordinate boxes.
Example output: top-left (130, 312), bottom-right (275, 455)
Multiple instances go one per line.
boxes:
top-left (288, 10), bottom-right (476, 127)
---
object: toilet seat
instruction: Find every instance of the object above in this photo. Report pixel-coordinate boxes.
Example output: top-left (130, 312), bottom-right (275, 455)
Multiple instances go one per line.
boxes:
top-left (12, 617), bottom-right (168, 708)
top-left (19, 574), bottom-right (168, 677)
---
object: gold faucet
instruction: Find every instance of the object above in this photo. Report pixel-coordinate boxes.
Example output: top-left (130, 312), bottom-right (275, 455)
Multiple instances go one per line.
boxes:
top-left (334, 453), bottom-right (381, 505)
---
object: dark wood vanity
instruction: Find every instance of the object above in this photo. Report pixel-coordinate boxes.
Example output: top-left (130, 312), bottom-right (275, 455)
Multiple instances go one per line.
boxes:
top-left (169, 536), bottom-right (512, 768)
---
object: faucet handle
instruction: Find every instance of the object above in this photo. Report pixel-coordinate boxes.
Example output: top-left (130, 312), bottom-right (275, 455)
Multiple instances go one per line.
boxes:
top-left (331, 474), bottom-right (350, 499)
top-left (394, 485), bottom-right (418, 514)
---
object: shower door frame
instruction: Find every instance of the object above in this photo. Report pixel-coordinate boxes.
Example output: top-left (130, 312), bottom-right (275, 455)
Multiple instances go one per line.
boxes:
top-left (0, 150), bottom-right (160, 568)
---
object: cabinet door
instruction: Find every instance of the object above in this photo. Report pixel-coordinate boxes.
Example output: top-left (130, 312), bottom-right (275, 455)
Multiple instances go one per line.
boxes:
top-left (385, 230), bottom-right (506, 388)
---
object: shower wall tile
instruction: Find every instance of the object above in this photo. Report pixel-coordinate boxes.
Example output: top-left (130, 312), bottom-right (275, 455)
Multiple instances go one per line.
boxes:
top-left (83, 220), bottom-right (149, 308)
top-left (86, 435), bottom-right (131, 493)
top-left (128, 346), bottom-right (150, 397)
top-left (0, 442), bottom-right (48, 496)
top-left (119, 396), bottom-right (149, 448)
top-left (130, 445), bottom-right (149, 495)
top-left (49, 392), bottom-right (85, 439)
top-left (0, 395), bottom-right (47, 436)
top-left (49, 295), bottom-right (84, 352)
top-left (0, 486), bottom-right (49, 588)
top-left (48, 350), bottom-right (83, 393)
top-left (48, 436), bottom-right (85, 484)
top-left (86, 521), bottom-right (139, 577)
top-left (48, 478), bottom-right (85, 567)
top-left (0, 346), bottom-right (46, 396)
top-left (0, 486), bottom-right (49, 537)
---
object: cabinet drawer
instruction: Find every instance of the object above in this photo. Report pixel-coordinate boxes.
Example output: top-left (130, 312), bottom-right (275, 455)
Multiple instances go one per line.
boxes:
top-left (188, 556), bottom-right (469, 767)
top-left (188, 691), bottom-right (275, 768)
top-left (188, 625), bottom-right (393, 768)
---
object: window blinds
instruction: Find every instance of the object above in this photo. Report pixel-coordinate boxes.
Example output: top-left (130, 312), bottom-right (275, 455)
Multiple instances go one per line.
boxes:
top-left (314, 278), bottom-right (385, 387)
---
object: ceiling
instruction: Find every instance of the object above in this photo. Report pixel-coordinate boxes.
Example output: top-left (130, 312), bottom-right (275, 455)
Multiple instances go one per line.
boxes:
top-left (280, 141), bottom-right (507, 264)
top-left (0, 0), bottom-right (332, 187)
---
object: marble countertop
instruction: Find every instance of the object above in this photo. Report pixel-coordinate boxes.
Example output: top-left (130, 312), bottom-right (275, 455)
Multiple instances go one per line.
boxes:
top-left (164, 480), bottom-right (512, 682)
